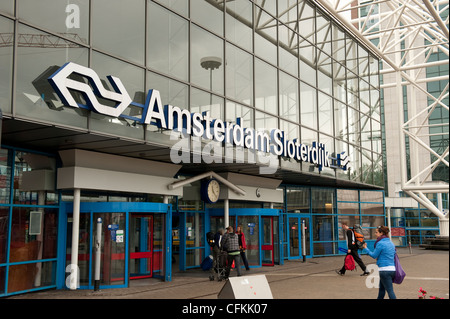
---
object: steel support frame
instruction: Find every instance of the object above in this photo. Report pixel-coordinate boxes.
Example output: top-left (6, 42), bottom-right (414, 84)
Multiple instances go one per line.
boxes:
top-left (318, 0), bottom-right (449, 236)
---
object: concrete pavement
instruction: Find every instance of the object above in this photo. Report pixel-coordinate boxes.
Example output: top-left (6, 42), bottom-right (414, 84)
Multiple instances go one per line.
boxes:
top-left (6, 247), bottom-right (449, 300)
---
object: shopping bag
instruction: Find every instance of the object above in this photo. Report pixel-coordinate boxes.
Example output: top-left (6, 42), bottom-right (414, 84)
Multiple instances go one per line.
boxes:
top-left (393, 253), bottom-right (406, 284)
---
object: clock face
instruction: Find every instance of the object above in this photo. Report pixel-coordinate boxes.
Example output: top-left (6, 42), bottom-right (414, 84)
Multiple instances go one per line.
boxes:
top-left (207, 179), bottom-right (220, 203)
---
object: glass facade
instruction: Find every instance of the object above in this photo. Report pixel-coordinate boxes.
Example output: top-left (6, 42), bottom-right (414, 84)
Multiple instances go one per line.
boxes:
top-left (1, 0), bottom-right (390, 296)
top-left (284, 186), bottom-right (385, 257)
top-left (0, 148), bottom-right (59, 295)
top-left (1, 0), bottom-right (382, 187)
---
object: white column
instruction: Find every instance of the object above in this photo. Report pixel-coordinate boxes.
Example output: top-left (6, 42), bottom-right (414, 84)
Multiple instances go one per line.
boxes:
top-left (224, 199), bottom-right (229, 228)
top-left (70, 188), bottom-right (81, 290)
top-left (387, 207), bottom-right (392, 240)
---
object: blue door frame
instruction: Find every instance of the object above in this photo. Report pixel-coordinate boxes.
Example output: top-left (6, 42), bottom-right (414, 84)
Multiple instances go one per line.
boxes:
top-left (57, 202), bottom-right (172, 290)
top-left (206, 208), bottom-right (282, 267)
top-left (286, 214), bottom-right (312, 260)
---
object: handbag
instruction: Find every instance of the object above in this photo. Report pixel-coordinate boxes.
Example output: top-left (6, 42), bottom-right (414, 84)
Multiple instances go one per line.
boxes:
top-left (393, 252), bottom-right (406, 284)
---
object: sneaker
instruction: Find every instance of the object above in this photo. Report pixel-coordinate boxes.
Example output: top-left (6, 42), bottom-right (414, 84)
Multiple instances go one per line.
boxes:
top-left (361, 271), bottom-right (370, 276)
top-left (335, 270), bottom-right (344, 276)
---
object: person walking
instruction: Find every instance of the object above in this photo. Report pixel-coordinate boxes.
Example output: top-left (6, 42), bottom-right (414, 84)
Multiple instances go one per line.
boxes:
top-left (336, 223), bottom-right (370, 276)
top-left (236, 225), bottom-right (250, 271)
top-left (221, 226), bottom-right (241, 278)
top-left (363, 226), bottom-right (397, 299)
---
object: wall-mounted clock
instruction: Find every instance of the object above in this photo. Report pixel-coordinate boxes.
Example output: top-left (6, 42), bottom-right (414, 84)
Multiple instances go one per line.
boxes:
top-left (201, 179), bottom-right (220, 203)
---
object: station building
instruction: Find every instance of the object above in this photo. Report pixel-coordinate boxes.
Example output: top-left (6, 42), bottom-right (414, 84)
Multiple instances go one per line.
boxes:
top-left (1, 0), bottom-right (385, 296)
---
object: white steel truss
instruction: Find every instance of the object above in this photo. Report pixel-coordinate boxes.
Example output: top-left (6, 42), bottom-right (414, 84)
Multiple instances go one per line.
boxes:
top-left (317, 0), bottom-right (449, 235)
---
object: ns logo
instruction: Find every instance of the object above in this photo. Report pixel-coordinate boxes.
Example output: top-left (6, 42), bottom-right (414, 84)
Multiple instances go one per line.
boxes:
top-left (48, 62), bottom-right (132, 118)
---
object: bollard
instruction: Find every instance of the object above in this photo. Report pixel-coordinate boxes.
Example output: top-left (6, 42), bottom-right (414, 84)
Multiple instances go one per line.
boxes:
top-left (94, 217), bottom-right (102, 291)
top-left (301, 219), bottom-right (306, 262)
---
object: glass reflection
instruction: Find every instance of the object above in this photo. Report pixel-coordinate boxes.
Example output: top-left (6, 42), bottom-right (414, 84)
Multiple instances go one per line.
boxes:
top-left (191, 26), bottom-right (224, 95)
top-left (18, 0), bottom-right (89, 44)
top-left (0, 17), bottom-right (13, 114)
top-left (255, 59), bottom-right (277, 115)
top-left (226, 44), bottom-right (253, 106)
top-left (15, 24), bottom-right (89, 128)
top-left (148, 2), bottom-right (188, 81)
top-left (92, 0), bottom-right (145, 64)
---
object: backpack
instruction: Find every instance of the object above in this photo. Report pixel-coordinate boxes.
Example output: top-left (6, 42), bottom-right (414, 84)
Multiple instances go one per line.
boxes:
top-left (353, 224), bottom-right (365, 249)
top-left (206, 231), bottom-right (215, 247)
top-left (344, 254), bottom-right (356, 271)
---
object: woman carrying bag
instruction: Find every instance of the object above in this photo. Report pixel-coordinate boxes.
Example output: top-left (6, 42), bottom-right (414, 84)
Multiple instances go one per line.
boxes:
top-left (363, 226), bottom-right (397, 299)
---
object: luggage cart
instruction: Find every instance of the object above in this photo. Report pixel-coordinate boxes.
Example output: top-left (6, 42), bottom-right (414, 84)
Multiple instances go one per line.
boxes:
top-left (209, 250), bottom-right (227, 281)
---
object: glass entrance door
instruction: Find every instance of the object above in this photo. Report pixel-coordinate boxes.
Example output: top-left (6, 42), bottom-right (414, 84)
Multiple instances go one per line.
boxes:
top-left (66, 211), bottom-right (127, 289)
top-left (129, 214), bottom-right (153, 279)
top-left (261, 216), bottom-right (274, 266)
top-left (62, 201), bottom-right (172, 290)
top-left (287, 215), bottom-right (310, 259)
top-left (289, 217), bottom-right (300, 258)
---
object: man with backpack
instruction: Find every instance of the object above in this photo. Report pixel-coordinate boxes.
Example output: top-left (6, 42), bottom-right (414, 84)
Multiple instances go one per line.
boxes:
top-left (336, 223), bottom-right (370, 276)
top-left (221, 226), bottom-right (242, 278)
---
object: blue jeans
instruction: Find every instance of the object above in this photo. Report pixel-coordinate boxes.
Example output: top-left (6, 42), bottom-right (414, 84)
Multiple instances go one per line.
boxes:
top-left (378, 271), bottom-right (396, 299)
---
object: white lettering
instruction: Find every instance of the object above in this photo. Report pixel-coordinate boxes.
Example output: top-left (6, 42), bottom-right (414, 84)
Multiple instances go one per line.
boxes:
top-left (49, 62), bottom-right (347, 172)
top-left (65, 4), bottom-right (80, 29)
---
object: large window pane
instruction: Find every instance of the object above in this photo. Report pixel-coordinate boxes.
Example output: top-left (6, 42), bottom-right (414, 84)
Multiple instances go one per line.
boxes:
top-left (254, 8), bottom-right (277, 62)
top-left (300, 82), bottom-right (317, 130)
top-left (361, 202), bottom-right (384, 215)
top-left (190, 88), bottom-right (224, 121)
top-left (153, 0), bottom-right (188, 16)
top-left (279, 25), bottom-right (298, 76)
top-left (334, 101), bottom-right (347, 140)
top-left (318, 92), bottom-right (333, 135)
top-left (147, 71), bottom-right (189, 112)
top-left (191, 0), bottom-right (223, 36)
top-left (191, 26), bottom-right (224, 95)
top-left (0, 149), bottom-right (11, 204)
top-left (286, 187), bottom-right (310, 214)
top-left (13, 152), bottom-right (57, 205)
top-left (337, 189), bottom-right (358, 201)
top-left (0, 16), bottom-right (13, 114)
top-left (226, 44), bottom-right (253, 106)
top-left (92, 0), bottom-right (145, 64)
top-left (255, 59), bottom-right (278, 115)
top-left (279, 71), bottom-right (299, 122)
top-left (225, 0), bottom-right (253, 52)
top-left (18, 0), bottom-right (89, 44)
top-left (349, 144), bottom-right (361, 182)
top-left (298, 1), bottom-right (315, 43)
top-left (337, 202), bottom-right (359, 215)
top-left (316, 15), bottom-right (331, 55)
top-left (15, 24), bottom-right (89, 128)
top-left (148, 2), bottom-right (188, 81)
top-left (226, 101), bottom-right (254, 129)
top-left (0, 207), bottom-right (9, 264)
top-left (348, 106), bottom-right (360, 145)
top-left (8, 261), bottom-right (56, 293)
top-left (317, 56), bottom-right (332, 95)
top-left (9, 207), bottom-right (58, 262)
top-left (311, 188), bottom-right (335, 214)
